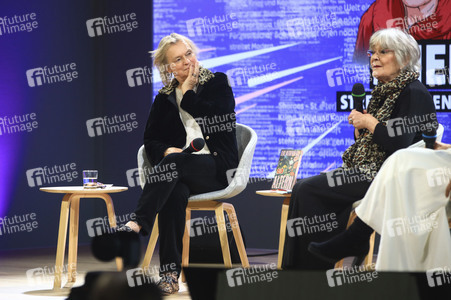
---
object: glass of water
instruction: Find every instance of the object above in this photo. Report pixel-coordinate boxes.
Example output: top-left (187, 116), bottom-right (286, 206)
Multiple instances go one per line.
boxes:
top-left (83, 170), bottom-right (98, 189)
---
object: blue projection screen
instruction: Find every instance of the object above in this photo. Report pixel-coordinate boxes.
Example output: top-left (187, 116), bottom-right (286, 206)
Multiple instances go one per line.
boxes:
top-left (152, 0), bottom-right (451, 178)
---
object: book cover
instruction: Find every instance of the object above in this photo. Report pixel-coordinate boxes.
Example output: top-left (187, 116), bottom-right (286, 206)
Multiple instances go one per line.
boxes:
top-left (270, 149), bottom-right (303, 191)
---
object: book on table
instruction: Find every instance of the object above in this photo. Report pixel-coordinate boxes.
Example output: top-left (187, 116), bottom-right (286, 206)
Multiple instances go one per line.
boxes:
top-left (259, 149), bottom-right (303, 195)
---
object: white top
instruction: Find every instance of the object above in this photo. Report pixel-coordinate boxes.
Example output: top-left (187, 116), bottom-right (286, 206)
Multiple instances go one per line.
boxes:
top-left (175, 87), bottom-right (210, 154)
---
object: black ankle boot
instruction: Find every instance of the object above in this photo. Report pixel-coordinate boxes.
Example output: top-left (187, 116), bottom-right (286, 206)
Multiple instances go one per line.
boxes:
top-left (308, 217), bottom-right (373, 264)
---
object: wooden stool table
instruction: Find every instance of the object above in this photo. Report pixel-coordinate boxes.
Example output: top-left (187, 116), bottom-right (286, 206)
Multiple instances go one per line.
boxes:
top-left (255, 190), bottom-right (291, 269)
top-left (40, 186), bottom-right (128, 289)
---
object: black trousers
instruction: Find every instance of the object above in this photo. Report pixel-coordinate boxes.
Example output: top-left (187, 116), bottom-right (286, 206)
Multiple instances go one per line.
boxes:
top-left (134, 153), bottom-right (227, 276)
top-left (282, 169), bottom-right (372, 270)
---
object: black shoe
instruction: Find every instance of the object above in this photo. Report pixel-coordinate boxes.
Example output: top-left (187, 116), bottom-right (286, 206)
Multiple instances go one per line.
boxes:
top-left (308, 217), bottom-right (372, 264)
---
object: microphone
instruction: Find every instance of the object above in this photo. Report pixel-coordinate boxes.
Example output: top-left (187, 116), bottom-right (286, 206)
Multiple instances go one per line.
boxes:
top-left (423, 125), bottom-right (437, 149)
top-left (182, 138), bottom-right (205, 153)
top-left (352, 83), bottom-right (365, 113)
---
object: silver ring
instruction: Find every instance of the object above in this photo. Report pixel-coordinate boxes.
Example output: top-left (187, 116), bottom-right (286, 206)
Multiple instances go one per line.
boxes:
top-left (349, 118), bottom-right (353, 123)
top-left (192, 73), bottom-right (197, 77)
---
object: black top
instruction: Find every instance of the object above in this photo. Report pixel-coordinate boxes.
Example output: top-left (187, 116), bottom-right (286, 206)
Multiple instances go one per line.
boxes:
top-left (144, 72), bottom-right (239, 185)
top-left (371, 80), bottom-right (437, 156)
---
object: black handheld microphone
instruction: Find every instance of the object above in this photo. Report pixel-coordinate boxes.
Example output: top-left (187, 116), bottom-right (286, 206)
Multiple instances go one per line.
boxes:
top-left (352, 83), bottom-right (366, 135)
top-left (352, 83), bottom-right (365, 113)
top-left (423, 125), bottom-right (437, 149)
top-left (182, 138), bottom-right (205, 153)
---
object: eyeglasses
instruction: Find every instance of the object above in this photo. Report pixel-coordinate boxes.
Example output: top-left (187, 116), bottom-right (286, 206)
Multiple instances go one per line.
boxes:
top-left (367, 49), bottom-right (394, 58)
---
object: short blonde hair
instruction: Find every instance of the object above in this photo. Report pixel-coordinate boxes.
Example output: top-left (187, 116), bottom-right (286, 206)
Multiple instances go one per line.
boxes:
top-left (150, 33), bottom-right (199, 85)
top-left (369, 28), bottom-right (420, 72)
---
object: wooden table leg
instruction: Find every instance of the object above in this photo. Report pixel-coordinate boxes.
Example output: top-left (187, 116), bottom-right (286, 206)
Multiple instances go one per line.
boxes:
top-left (278, 197), bottom-right (290, 269)
top-left (53, 194), bottom-right (72, 290)
top-left (67, 196), bottom-right (80, 284)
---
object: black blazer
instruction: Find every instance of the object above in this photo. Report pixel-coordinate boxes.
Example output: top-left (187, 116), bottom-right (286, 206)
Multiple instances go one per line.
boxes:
top-left (144, 72), bottom-right (239, 184)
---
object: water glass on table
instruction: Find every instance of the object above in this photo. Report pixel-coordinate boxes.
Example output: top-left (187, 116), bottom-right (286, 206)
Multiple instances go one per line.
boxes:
top-left (83, 170), bottom-right (98, 189)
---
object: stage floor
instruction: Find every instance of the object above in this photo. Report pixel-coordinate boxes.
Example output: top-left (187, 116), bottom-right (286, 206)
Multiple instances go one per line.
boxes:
top-left (0, 245), bottom-right (280, 299)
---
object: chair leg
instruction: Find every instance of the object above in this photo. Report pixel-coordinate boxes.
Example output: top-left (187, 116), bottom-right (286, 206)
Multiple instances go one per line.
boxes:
top-left (278, 197), bottom-right (290, 269)
top-left (181, 208), bottom-right (191, 283)
top-left (224, 203), bottom-right (249, 268)
top-left (142, 215), bottom-right (159, 270)
top-left (364, 231), bottom-right (376, 268)
top-left (215, 204), bottom-right (232, 268)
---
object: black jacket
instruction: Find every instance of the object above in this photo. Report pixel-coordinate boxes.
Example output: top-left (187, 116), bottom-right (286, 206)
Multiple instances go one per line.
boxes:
top-left (372, 79), bottom-right (437, 156)
top-left (144, 72), bottom-right (239, 184)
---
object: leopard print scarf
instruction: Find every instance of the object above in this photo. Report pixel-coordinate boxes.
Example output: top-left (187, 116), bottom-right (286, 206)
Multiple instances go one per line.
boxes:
top-left (159, 66), bottom-right (215, 95)
top-left (341, 70), bottom-right (419, 180)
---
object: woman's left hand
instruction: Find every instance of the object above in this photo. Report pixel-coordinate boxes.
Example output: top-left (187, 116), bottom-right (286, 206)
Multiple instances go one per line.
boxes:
top-left (348, 109), bottom-right (379, 134)
top-left (181, 62), bottom-right (200, 94)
